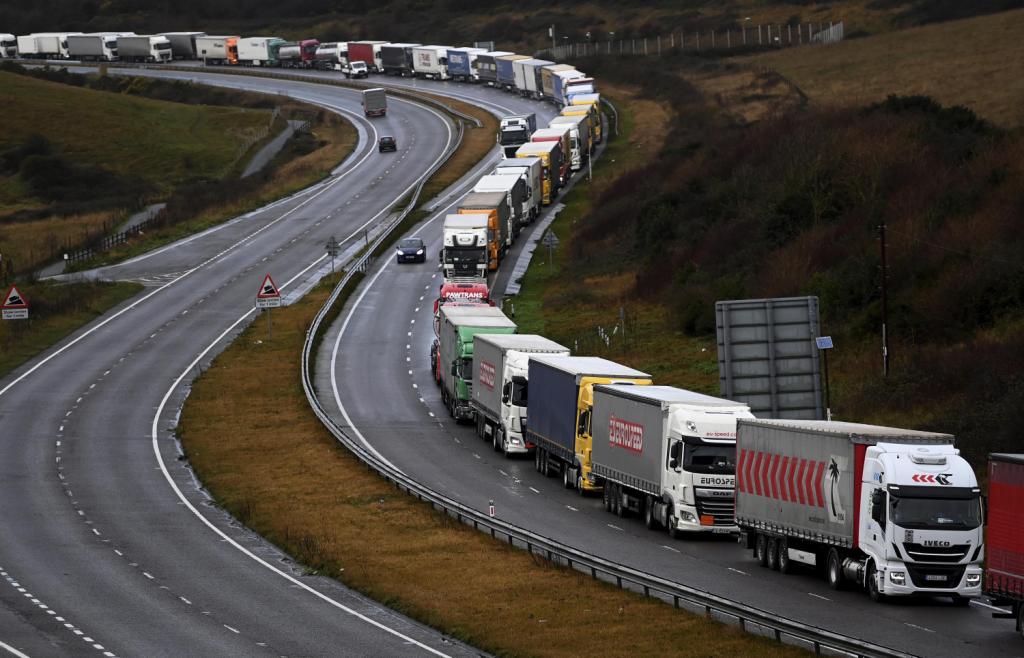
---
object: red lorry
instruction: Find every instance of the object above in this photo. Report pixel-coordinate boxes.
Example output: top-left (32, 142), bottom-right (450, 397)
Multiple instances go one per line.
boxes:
top-left (986, 453), bottom-right (1024, 639)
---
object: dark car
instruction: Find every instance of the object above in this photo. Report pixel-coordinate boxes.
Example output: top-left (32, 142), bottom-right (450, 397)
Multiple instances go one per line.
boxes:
top-left (378, 136), bottom-right (397, 152)
top-left (396, 237), bottom-right (426, 263)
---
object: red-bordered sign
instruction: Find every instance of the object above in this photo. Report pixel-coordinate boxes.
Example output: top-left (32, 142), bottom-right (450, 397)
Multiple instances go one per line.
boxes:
top-left (1, 285), bottom-right (28, 320)
top-left (255, 274), bottom-right (282, 309)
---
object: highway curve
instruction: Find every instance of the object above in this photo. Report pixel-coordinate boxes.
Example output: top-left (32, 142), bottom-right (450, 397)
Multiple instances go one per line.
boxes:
top-left (312, 77), bottom-right (1022, 658)
top-left (0, 71), bottom-right (485, 656)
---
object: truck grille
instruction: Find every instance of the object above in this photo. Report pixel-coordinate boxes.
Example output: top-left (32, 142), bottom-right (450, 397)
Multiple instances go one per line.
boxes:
top-left (906, 564), bottom-right (966, 589)
top-left (695, 498), bottom-right (735, 526)
top-left (903, 543), bottom-right (970, 563)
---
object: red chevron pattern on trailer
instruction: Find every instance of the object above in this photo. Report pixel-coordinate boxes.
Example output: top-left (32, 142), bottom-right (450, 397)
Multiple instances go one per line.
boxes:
top-left (736, 449), bottom-right (827, 508)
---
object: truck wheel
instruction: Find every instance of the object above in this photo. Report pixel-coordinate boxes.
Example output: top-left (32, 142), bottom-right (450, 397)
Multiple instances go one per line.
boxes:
top-left (562, 465), bottom-right (572, 489)
top-left (867, 563), bottom-right (886, 602)
top-left (603, 485), bottom-right (611, 512)
top-left (826, 548), bottom-right (845, 590)
top-left (615, 485), bottom-right (626, 518)
top-left (492, 427), bottom-right (501, 452)
top-left (576, 473), bottom-right (585, 496)
top-left (644, 496), bottom-right (658, 530)
top-left (667, 514), bottom-right (681, 540)
top-left (534, 449), bottom-right (542, 473)
top-left (777, 537), bottom-right (792, 574)
top-left (1016, 602), bottom-right (1023, 638)
top-left (767, 537), bottom-right (780, 571)
top-left (756, 533), bottom-right (769, 566)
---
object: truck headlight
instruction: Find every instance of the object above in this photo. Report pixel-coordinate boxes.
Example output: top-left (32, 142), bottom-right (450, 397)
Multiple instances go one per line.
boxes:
top-left (888, 571), bottom-right (906, 585)
top-left (678, 511), bottom-right (697, 524)
top-left (966, 573), bottom-right (981, 587)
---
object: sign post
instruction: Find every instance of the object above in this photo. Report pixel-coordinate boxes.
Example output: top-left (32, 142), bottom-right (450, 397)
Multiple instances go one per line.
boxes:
top-left (815, 336), bottom-right (834, 421)
top-left (325, 236), bottom-right (341, 274)
top-left (255, 273), bottom-right (282, 339)
top-left (1, 284), bottom-right (29, 321)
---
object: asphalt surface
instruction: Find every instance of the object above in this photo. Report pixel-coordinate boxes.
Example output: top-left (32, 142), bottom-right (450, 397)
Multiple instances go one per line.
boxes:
top-left (309, 74), bottom-right (1024, 658)
top-left (0, 70), bottom-right (486, 657)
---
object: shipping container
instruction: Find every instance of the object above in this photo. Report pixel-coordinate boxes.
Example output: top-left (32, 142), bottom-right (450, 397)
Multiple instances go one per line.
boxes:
top-left (986, 453), bottom-right (1024, 636)
top-left (380, 43), bottom-right (421, 76)
top-left (412, 45), bottom-right (450, 79)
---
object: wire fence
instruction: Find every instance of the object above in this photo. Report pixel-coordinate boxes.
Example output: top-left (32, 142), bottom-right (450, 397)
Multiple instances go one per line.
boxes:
top-left (548, 21), bottom-right (845, 59)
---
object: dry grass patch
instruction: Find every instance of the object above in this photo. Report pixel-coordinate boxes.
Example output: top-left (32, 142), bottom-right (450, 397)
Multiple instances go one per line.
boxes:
top-left (744, 8), bottom-right (1024, 126)
top-left (179, 277), bottom-right (804, 658)
top-left (0, 210), bottom-right (122, 273)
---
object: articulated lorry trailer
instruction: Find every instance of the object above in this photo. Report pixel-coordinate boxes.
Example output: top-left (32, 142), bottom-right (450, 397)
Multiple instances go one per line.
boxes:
top-left (19, 33), bottom-right (80, 59)
top-left (458, 191), bottom-right (511, 272)
top-left (67, 34), bottom-right (121, 61)
top-left (540, 63), bottom-right (576, 100)
top-left (568, 93), bottom-right (603, 143)
top-left (446, 47), bottom-right (486, 82)
top-left (472, 334), bottom-right (569, 456)
top-left (526, 356), bottom-right (651, 492)
top-left (472, 174), bottom-right (527, 242)
top-left (0, 34), bottom-right (16, 58)
top-left (195, 35), bottom-right (238, 65)
top-left (985, 453), bottom-right (1024, 637)
top-left (592, 386), bottom-right (754, 536)
top-left (515, 141), bottom-right (561, 206)
top-left (236, 36), bottom-right (285, 66)
top-left (380, 43), bottom-right (420, 76)
top-left (736, 420), bottom-right (984, 602)
top-left (474, 51), bottom-right (511, 86)
top-left (495, 54), bottom-right (529, 91)
top-left (441, 214), bottom-right (489, 280)
top-left (498, 113), bottom-right (536, 158)
top-left (549, 114), bottom-right (591, 171)
top-left (159, 32), bottom-right (206, 59)
top-left (438, 306), bottom-right (516, 422)
top-left (118, 35), bottom-right (172, 62)
top-left (278, 39), bottom-right (319, 68)
top-left (494, 156), bottom-right (543, 225)
top-left (513, 58), bottom-right (553, 98)
top-left (361, 88), bottom-right (387, 117)
top-left (347, 41), bottom-right (388, 72)
top-left (412, 45), bottom-right (450, 80)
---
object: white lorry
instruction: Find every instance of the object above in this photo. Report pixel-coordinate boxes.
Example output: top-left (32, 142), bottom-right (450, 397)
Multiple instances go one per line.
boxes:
top-left (592, 385), bottom-right (754, 536)
top-left (549, 114), bottom-right (591, 171)
top-left (19, 33), bottom-right (79, 59)
top-left (235, 36), bottom-right (285, 66)
top-left (513, 58), bottom-right (553, 99)
top-left (736, 419), bottom-right (984, 603)
top-left (117, 35), bottom-right (172, 63)
top-left (494, 156), bottom-right (543, 225)
top-left (194, 35), bottom-right (237, 65)
top-left (0, 34), bottom-right (16, 58)
top-left (441, 214), bottom-right (489, 280)
top-left (472, 334), bottom-right (570, 455)
top-left (412, 45), bottom-right (450, 80)
top-left (66, 33), bottom-right (121, 61)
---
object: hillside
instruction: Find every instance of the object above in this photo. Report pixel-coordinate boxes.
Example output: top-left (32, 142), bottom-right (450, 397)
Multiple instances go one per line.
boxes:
top-left (3, 1), bottom-right (1022, 52)
top-left (0, 71), bottom-right (271, 219)
top-left (745, 7), bottom-right (1024, 126)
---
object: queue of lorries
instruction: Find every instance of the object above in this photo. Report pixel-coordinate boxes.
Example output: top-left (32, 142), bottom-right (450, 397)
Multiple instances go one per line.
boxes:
top-left (7, 24), bottom-right (1022, 638)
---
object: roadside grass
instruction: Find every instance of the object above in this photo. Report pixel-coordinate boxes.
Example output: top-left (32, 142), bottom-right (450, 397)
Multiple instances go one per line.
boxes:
top-left (178, 274), bottom-right (804, 658)
top-left (413, 93), bottom-right (499, 204)
top-left (0, 71), bottom-right (271, 215)
top-left (744, 8), bottom-right (1024, 126)
top-left (0, 210), bottom-right (122, 274)
top-left (73, 112), bottom-right (357, 268)
top-left (0, 280), bottom-right (142, 379)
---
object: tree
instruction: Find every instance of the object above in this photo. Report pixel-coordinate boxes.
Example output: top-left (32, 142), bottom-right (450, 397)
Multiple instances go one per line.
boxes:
top-left (828, 458), bottom-right (840, 518)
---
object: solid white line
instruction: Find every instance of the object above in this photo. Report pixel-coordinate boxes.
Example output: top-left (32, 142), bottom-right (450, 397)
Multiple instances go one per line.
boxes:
top-left (970, 600), bottom-right (1006, 613)
top-left (0, 640), bottom-right (30, 658)
top-left (904, 622), bottom-right (935, 633)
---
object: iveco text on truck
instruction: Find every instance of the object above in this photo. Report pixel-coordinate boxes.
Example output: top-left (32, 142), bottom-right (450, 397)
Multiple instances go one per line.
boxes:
top-left (472, 334), bottom-right (569, 456)
top-left (736, 420), bottom-right (984, 603)
top-left (438, 306), bottom-right (516, 422)
top-left (985, 453), bottom-right (1024, 637)
top-left (592, 386), bottom-right (754, 536)
top-left (526, 356), bottom-right (651, 491)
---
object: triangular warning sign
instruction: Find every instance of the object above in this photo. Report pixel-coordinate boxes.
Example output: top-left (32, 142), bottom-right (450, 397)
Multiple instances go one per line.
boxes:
top-left (1, 285), bottom-right (28, 309)
top-left (256, 274), bottom-right (281, 299)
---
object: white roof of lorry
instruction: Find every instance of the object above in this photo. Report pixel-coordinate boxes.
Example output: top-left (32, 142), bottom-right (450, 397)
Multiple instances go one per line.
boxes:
top-left (530, 355), bottom-right (649, 379)
top-left (597, 384), bottom-right (748, 410)
top-left (739, 419), bottom-right (953, 443)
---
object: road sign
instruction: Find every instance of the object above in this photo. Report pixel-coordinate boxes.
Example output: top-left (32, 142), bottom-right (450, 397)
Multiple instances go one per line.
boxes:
top-left (815, 336), bottom-right (834, 350)
top-left (2, 284), bottom-right (28, 320)
top-left (255, 274), bottom-right (282, 309)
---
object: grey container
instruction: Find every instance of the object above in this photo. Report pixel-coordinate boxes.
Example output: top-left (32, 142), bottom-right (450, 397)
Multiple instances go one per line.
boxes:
top-left (735, 419), bottom-right (954, 547)
top-left (590, 385), bottom-right (683, 495)
top-left (117, 35), bottom-right (157, 59)
top-left (159, 32), bottom-right (205, 59)
top-left (380, 43), bottom-right (420, 74)
top-left (471, 334), bottom-right (569, 420)
top-left (458, 191), bottom-right (511, 255)
top-left (526, 357), bottom-right (650, 462)
top-left (66, 34), bottom-right (108, 58)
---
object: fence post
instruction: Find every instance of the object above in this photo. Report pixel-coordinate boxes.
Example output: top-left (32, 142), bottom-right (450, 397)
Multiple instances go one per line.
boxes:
top-left (644, 38), bottom-right (647, 55)
top-left (657, 35), bottom-right (660, 55)
top-left (727, 29), bottom-right (731, 48)
top-left (788, 24), bottom-right (792, 44)
top-left (681, 32), bottom-right (684, 50)
top-left (696, 32), bottom-right (700, 51)
top-left (670, 32), bottom-right (674, 49)
top-left (799, 24), bottom-right (803, 44)
top-left (711, 30), bottom-right (715, 49)
top-left (759, 25), bottom-right (763, 45)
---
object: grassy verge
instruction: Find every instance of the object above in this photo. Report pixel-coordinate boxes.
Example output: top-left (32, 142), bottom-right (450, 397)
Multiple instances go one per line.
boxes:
top-left (0, 280), bottom-right (142, 379)
top-left (743, 8), bottom-right (1024, 126)
top-left (178, 273), bottom-right (803, 658)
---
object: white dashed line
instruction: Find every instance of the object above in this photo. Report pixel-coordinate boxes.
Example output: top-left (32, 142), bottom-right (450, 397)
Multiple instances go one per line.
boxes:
top-left (224, 625), bottom-right (240, 634)
top-left (607, 524), bottom-right (624, 531)
top-left (728, 567), bottom-right (749, 576)
top-left (566, 506), bottom-right (578, 512)
top-left (905, 622), bottom-right (935, 633)
top-left (529, 487), bottom-right (540, 494)
top-left (808, 593), bottom-right (831, 601)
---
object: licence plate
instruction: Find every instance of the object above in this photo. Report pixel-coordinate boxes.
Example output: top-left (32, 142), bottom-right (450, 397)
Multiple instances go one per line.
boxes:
top-left (712, 527), bottom-right (733, 534)
top-left (925, 575), bottom-right (946, 582)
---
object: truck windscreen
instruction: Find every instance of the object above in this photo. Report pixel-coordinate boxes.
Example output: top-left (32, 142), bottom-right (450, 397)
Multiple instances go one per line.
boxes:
top-left (445, 247), bottom-right (485, 264)
top-left (890, 495), bottom-right (981, 530)
top-left (499, 129), bottom-right (528, 145)
top-left (684, 444), bottom-right (735, 475)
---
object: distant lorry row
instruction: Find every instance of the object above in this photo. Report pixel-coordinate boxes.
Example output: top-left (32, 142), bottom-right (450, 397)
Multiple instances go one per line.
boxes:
top-left (4, 32), bottom-right (599, 107)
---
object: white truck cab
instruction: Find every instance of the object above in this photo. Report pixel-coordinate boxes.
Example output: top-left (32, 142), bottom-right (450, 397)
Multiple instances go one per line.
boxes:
top-left (860, 442), bottom-right (984, 600)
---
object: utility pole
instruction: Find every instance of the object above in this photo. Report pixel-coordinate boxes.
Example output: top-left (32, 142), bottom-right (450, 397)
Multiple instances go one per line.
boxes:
top-left (879, 221), bottom-right (890, 376)
top-left (549, 25), bottom-right (556, 53)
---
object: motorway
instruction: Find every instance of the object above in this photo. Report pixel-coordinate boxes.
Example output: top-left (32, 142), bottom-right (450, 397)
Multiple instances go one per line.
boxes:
top-left (0, 70), bottom-right (485, 656)
top-left (303, 75), bottom-right (1024, 657)
top-left (1, 61), bottom-right (1019, 656)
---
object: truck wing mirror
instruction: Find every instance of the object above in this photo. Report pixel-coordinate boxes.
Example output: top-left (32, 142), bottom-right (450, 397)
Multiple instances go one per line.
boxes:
top-left (501, 382), bottom-right (511, 404)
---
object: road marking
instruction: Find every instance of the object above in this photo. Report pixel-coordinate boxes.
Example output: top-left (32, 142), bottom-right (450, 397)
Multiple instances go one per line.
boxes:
top-left (473, 453), bottom-right (481, 460)
top-left (808, 593), bottom-right (830, 601)
top-left (0, 641), bottom-right (30, 658)
top-left (180, 596), bottom-right (192, 605)
top-left (142, 572), bottom-right (153, 580)
top-left (224, 625), bottom-right (240, 634)
top-left (529, 487), bottom-right (540, 494)
top-left (904, 622), bottom-right (935, 633)
top-left (566, 506), bottom-right (578, 512)
top-left (662, 545), bottom-right (681, 553)
top-left (728, 567), bottom-right (748, 576)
